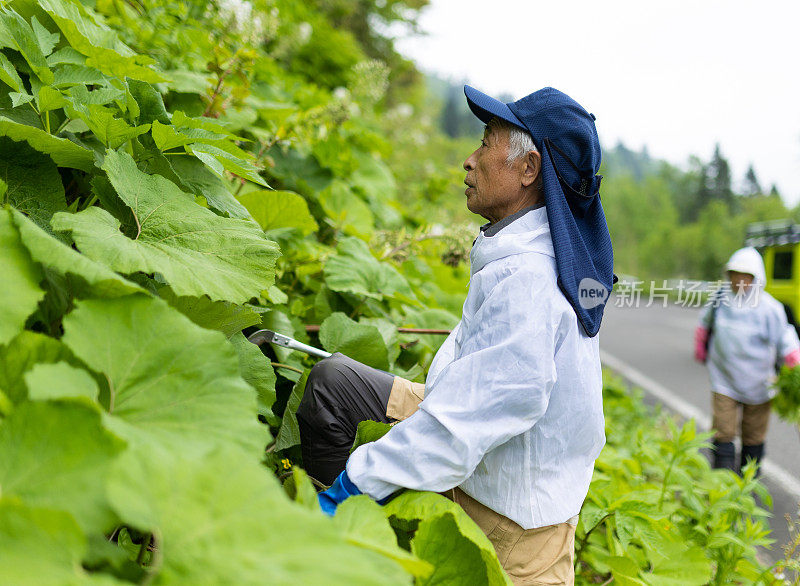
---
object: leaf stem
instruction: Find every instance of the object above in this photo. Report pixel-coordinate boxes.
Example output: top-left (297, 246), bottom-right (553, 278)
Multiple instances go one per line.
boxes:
top-left (136, 533), bottom-right (151, 565)
top-left (202, 62), bottom-right (236, 117)
top-left (54, 117), bottom-right (72, 135)
top-left (575, 513), bottom-right (612, 554)
top-left (380, 234), bottom-right (440, 260)
top-left (105, 374), bottom-right (116, 414)
top-left (270, 362), bottom-right (303, 374)
top-left (349, 299), bottom-right (366, 319)
top-left (658, 454), bottom-right (679, 511)
top-left (80, 193), bottom-right (98, 211)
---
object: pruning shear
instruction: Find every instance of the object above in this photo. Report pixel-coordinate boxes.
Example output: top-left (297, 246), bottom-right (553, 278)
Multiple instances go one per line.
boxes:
top-left (247, 329), bottom-right (331, 359)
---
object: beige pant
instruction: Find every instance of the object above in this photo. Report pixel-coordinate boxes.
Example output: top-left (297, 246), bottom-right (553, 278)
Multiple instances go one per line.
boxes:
top-left (388, 377), bottom-right (576, 585)
top-left (711, 392), bottom-right (771, 445)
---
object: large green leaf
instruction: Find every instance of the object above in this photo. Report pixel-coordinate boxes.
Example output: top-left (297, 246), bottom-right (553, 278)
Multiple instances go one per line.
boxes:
top-left (606, 556), bottom-right (647, 586)
top-left (24, 361), bottom-right (99, 402)
top-left (319, 312), bottom-right (390, 370)
top-left (30, 16), bottom-right (60, 57)
top-left (0, 137), bottom-right (67, 235)
top-left (384, 491), bottom-right (511, 586)
top-left (38, 0), bottom-right (165, 83)
top-left (274, 369), bottom-right (309, 451)
top-left (62, 87), bottom-right (125, 119)
top-left (151, 119), bottom-right (229, 151)
top-left (266, 145), bottom-right (333, 194)
top-left (0, 208), bottom-right (44, 346)
top-left (351, 151), bottom-right (398, 199)
top-left (644, 542), bottom-right (712, 586)
top-left (188, 142), bottom-right (268, 187)
top-left (164, 154), bottom-right (254, 220)
top-left (64, 102), bottom-right (150, 149)
top-left (11, 207), bottom-right (143, 298)
top-left (361, 316), bottom-right (401, 365)
top-left (52, 150), bottom-right (279, 303)
top-left (0, 114), bottom-right (93, 170)
top-left (350, 420), bottom-right (392, 453)
top-left (51, 62), bottom-right (106, 87)
top-left (36, 85), bottom-right (66, 113)
top-left (0, 8), bottom-right (53, 83)
top-left (282, 466), bottom-right (319, 510)
top-left (0, 330), bottom-right (78, 404)
top-left (334, 496), bottom-right (432, 577)
top-left (324, 237), bottom-right (416, 303)
top-left (0, 502), bottom-right (121, 586)
top-left (237, 188), bottom-right (318, 236)
top-left (46, 46), bottom-right (85, 66)
top-left (412, 513), bottom-right (504, 586)
top-left (126, 78), bottom-right (169, 125)
top-left (319, 180), bottom-right (374, 237)
top-left (106, 447), bottom-right (414, 585)
top-left (61, 295), bottom-right (267, 456)
top-left (0, 400), bottom-right (125, 534)
top-left (229, 331), bottom-right (277, 416)
top-left (0, 50), bottom-right (24, 91)
top-left (158, 287), bottom-right (261, 338)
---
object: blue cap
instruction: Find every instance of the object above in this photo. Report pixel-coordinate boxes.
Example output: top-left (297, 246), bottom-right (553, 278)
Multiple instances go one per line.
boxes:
top-left (464, 85), bottom-right (617, 337)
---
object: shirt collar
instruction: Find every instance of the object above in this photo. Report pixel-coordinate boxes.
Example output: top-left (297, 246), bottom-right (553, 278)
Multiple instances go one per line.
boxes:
top-left (479, 203), bottom-right (546, 237)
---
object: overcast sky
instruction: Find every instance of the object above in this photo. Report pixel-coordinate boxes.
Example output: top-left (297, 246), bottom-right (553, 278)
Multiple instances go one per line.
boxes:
top-left (395, 0), bottom-right (800, 205)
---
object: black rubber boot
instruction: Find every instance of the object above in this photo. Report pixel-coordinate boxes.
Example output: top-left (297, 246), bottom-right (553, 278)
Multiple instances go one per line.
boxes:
top-left (740, 443), bottom-right (765, 477)
top-left (712, 440), bottom-right (737, 471)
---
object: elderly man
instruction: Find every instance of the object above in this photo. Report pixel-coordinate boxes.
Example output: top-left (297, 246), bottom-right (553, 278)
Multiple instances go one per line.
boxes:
top-left (297, 85), bottom-right (616, 584)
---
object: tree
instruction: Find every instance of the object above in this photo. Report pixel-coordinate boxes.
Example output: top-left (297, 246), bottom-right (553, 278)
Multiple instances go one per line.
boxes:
top-left (441, 84), bottom-right (462, 138)
top-left (708, 143), bottom-right (734, 207)
top-left (743, 164), bottom-right (763, 196)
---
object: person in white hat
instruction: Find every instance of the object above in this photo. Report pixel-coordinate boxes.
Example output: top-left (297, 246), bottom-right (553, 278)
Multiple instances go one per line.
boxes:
top-left (694, 246), bottom-right (800, 472)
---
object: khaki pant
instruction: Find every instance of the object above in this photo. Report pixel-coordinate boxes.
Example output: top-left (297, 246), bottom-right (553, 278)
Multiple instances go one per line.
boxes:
top-left (389, 377), bottom-right (576, 585)
top-left (711, 392), bottom-right (771, 445)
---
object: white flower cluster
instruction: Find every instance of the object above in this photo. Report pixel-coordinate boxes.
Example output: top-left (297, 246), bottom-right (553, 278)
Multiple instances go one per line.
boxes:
top-left (349, 59), bottom-right (390, 105)
top-left (297, 22), bottom-right (313, 45)
top-left (211, 0), bottom-right (279, 47)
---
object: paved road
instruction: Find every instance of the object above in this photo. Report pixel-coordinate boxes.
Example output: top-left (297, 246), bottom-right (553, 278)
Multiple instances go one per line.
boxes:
top-left (599, 296), bottom-right (800, 561)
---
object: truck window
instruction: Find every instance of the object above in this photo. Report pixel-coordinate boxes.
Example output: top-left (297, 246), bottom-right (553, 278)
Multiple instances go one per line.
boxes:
top-left (773, 250), bottom-right (793, 280)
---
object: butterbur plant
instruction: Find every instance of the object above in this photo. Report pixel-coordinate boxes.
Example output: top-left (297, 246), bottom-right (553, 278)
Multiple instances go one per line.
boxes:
top-left (774, 365), bottom-right (800, 427)
top-left (575, 375), bottom-right (776, 585)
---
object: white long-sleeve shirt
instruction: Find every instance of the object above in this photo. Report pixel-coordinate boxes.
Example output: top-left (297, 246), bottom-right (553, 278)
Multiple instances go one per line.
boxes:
top-left (347, 206), bottom-right (606, 529)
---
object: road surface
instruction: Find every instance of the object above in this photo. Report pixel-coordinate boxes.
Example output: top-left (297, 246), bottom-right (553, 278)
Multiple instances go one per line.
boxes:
top-left (599, 295), bottom-right (800, 562)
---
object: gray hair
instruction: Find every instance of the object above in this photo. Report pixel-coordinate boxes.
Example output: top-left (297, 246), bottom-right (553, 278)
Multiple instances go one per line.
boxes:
top-left (487, 118), bottom-right (538, 165)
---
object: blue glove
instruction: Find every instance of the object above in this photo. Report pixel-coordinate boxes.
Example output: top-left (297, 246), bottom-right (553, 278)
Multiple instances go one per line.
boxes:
top-left (318, 470), bottom-right (361, 516)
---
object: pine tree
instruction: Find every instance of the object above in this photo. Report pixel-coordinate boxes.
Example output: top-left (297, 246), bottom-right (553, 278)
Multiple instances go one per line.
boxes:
top-left (440, 85), bottom-right (461, 138)
top-left (694, 162), bottom-right (712, 216)
top-left (743, 164), bottom-right (762, 196)
top-left (708, 143), bottom-right (733, 206)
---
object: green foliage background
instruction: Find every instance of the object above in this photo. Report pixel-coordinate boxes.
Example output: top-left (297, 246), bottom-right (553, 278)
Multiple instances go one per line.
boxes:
top-left (0, 0), bottom-right (790, 583)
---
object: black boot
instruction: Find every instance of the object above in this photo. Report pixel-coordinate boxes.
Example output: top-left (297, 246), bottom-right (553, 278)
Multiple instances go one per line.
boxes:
top-left (740, 443), bottom-right (765, 477)
top-left (712, 440), bottom-right (736, 471)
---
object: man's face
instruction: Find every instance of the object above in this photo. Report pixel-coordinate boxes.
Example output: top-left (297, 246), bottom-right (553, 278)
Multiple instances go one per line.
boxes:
top-left (463, 124), bottom-right (526, 223)
top-left (728, 270), bottom-right (754, 294)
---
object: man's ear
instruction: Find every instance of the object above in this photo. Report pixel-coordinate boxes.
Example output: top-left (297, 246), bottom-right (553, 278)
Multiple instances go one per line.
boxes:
top-left (521, 150), bottom-right (541, 187)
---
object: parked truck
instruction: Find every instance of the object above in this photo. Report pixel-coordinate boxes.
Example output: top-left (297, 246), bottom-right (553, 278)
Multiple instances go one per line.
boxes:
top-left (745, 220), bottom-right (800, 331)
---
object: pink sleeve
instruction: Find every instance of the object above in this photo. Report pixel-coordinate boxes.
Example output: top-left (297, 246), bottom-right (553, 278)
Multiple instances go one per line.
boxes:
top-left (783, 348), bottom-right (800, 368)
top-left (694, 326), bottom-right (708, 363)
